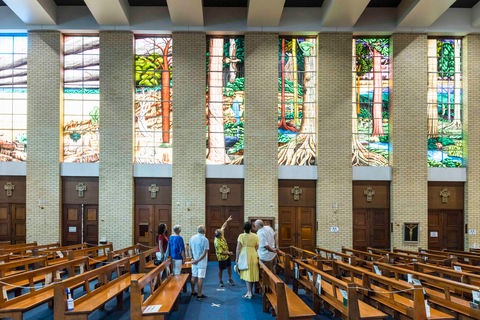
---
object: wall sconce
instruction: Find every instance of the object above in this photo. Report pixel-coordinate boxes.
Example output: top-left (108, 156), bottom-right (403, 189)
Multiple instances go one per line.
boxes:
top-left (39, 199), bottom-right (46, 210)
top-left (332, 202), bottom-right (338, 213)
top-left (186, 201), bottom-right (192, 211)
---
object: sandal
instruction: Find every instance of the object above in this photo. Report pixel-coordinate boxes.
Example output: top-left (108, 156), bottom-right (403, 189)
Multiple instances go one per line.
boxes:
top-left (242, 294), bottom-right (252, 299)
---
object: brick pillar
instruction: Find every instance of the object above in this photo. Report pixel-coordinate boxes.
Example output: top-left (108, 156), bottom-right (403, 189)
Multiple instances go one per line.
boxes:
top-left (244, 33), bottom-right (278, 223)
top-left (316, 33), bottom-right (353, 251)
top-left (26, 31), bottom-right (62, 244)
top-left (464, 34), bottom-right (480, 249)
top-left (390, 34), bottom-right (428, 249)
top-left (172, 32), bottom-right (206, 238)
top-left (98, 31), bottom-right (134, 249)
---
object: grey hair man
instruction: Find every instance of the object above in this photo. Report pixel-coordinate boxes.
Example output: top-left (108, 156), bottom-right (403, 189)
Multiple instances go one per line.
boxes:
top-left (254, 219), bottom-right (278, 272)
top-left (189, 225), bottom-right (209, 300)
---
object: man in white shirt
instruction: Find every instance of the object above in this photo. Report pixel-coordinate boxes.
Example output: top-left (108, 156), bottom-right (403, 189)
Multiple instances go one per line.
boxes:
top-left (254, 220), bottom-right (278, 271)
top-left (189, 225), bottom-right (209, 300)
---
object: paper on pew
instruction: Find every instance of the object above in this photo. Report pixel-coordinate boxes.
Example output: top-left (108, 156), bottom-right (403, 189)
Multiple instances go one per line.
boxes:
top-left (307, 271), bottom-right (313, 282)
top-left (407, 274), bottom-right (413, 284)
top-left (294, 263), bottom-right (299, 279)
top-left (339, 288), bottom-right (348, 307)
top-left (316, 275), bottom-right (322, 295)
top-left (143, 305), bottom-right (162, 313)
top-left (56, 251), bottom-right (64, 258)
top-left (454, 266), bottom-right (462, 272)
top-left (473, 291), bottom-right (479, 305)
top-left (425, 301), bottom-right (431, 317)
top-left (412, 278), bottom-right (426, 294)
top-left (373, 265), bottom-right (382, 276)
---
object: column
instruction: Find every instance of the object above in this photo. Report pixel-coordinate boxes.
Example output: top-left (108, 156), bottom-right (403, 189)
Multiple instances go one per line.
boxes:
top-left (244, 32), bottom-right (279, 223)
top-left (172, 32), bottom-right (206, 238)
top-left (98, 31), bottom-right (134, 250)
top-left (464, 34), bottom-right (480, 249)
top-left (390, 34), bottom-right (428, 249)
top-left (316, 33), bottom-right (353, 251)
top-left (26, 31), bottom-right (62, 244)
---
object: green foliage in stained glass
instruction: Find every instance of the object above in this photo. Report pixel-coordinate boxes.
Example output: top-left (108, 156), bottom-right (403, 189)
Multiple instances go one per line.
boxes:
top-left (89, 106), bottom-right (99, 125)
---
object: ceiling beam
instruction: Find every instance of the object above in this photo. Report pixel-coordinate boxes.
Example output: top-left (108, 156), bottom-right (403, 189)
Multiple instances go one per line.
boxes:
top-left (166, 0), bottom-right (203, 27)
top-left (397, 0), bottom-right (455, 28)
top-left (247, 0), bottom-right (285, 27)
top-left (473, 1), bottom-right (480, 28)
top-left (84, 0), bottom-right (130, 26)
top-left (320, 0), bottom-right (370, 27)
top-left (3, 0), bottom-right (57, 25)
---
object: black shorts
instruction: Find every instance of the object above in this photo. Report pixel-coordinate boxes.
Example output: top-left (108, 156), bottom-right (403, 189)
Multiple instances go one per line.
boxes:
top-left (218, 257), bottom-right (232, 270)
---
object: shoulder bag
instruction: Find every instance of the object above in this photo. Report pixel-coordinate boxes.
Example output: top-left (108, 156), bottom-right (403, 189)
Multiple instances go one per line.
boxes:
top-left (237, 233), bottom-right (249, 271)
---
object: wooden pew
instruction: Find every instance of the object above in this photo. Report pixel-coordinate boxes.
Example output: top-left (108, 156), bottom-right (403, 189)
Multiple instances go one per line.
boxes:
top-left (130, 257), bottom-right (189, 319)
top-left (1, 242), bottom-right (60, 260)
top-left (276, 249), bottom-right (292, 284)
top-left (411, 262), bottom-right (480, 287)
top-left (259, 260), bottom-right (316, 320)
top-left (0, 255), bottom-right (48, 278)
top-left (47, 243), bottom-right (113, 267)
top-left (341, 246), bottom-right (385, 262)
top-left (53, 256), bottom-right (144, 320)
top-left (293, 259), bottom-right (387, 319)
top-left (111, 244), bottom-right (141, 265)
top-left (0, 242), bottom-right (37, 251)
top-left (419, 248), bottom-right (480, 266)
top-left (138, 248), bottom-right (157, 273)
top-left (452, 262), bottom-right (480, 276)
top-left (42, 243), bottom-right (88, 254)
top-left (393, 248), bottom-right (454, 267)
top-left (0, 257), bottom-right (90, 320)
top-left (375, 262), bottom-right (480, 319)
top-left (332, 260), bottom-right (454, 320)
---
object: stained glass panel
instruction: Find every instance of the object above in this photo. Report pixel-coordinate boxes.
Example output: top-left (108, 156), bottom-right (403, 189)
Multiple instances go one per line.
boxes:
top-left (0, 35), bottom-right (27, 162)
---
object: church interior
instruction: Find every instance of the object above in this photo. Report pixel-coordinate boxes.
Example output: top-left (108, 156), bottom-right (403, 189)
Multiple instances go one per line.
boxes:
top-left (0, 0), bottom-right (479, 319)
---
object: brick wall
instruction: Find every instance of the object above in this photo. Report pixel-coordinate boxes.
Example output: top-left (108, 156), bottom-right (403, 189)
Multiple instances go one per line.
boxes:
top-left (390, 34), bottom-right (428, 249)
top-left (171, 32), bottom-right (206, 238)
top-left (244, 33), bottom-right (279, 223)
top-left (98, 31), bottom-right (134, 250)
top-left (26, 31), bottom-right (62, 244)
top-left (464, 34), bottom-right (480, 249)
top-left (316, 33), bottom-right (353, 251)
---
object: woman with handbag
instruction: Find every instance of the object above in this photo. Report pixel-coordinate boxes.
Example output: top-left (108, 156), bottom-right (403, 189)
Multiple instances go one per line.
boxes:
top-left (235, 221), bottom-right (259, 299)
top-left (156, 223), bottom-right (169, 262)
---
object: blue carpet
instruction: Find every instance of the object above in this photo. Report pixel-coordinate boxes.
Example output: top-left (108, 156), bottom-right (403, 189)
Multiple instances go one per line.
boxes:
top-left (18, 262), bottom-right (365, 320)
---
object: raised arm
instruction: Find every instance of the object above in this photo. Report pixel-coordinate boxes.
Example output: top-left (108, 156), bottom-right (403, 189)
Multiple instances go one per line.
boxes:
top-left (221, 215), bottom-right (233, 230)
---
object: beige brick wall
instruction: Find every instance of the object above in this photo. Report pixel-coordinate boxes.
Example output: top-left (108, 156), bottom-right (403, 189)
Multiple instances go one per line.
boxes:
top-left (244, 33), bottom-right (279, 223)
top-left (98, 31), bottom-right (134, 250)
top-left (390, 34), bottom-right (428, 249)
top-left (464, 34), bottom-right (480, 249)
top-left (26, 31), bottom-right (62, 244)
top-left (316, 33), bottom-right (353, 251)
top-left (172, 32), bottom-right (206, 238)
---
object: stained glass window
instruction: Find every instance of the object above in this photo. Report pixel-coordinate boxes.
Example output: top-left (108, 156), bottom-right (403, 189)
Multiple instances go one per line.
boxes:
top-left (427, 38), bottom-right (463, 168)
top-left (63, 36), bottom-right (100, 163)
top-left (135, 37), bottom-right (172, 164)
top-left (0, 35), bottom-right (27, 162)
top-left (352, 38), bottom-right (390, 167)
top-left (278, 37), bottom-right (316, 166)
top-left (206, 37), bottom-right (244, 165)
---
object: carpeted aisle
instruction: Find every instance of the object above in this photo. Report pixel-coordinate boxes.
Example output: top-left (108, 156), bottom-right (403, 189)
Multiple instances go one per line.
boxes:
top-left (21, 261), bottom-right (348, 320)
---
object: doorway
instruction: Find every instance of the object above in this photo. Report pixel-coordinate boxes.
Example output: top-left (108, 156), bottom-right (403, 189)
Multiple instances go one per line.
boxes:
top-left (278, 180), bottom-right (316, 252)
top-left (134, 178), bottom-right (172, 248)
top-left (428, 182), bottom-right (464, 251)
top-left (353, 181), bottom-right (390, 251)
top-left (62, 177), bottom-right (99, 246)
top-left (0, 177), bottom-right (26, 244)
top-left (206, 179), bottom-right (244, 261)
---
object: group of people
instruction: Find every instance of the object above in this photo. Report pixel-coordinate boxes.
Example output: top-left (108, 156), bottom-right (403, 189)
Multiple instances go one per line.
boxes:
top-left (155, 217), bottom-right (278, 301)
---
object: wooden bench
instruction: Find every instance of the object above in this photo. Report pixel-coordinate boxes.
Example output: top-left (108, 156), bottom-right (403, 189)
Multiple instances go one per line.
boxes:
top-left (0, 242), bottom-right (37, 251)
top-left (341, 246), bottom-right (385, 262)
top-left (46, 244), bottom-right (113, 267)
top-left (332, 260), bottom-right (454, 320)
top-left (110, 244), bottom-right (141, 266)
top-left (0, 255), bottom-right (48, 278)
top-left (277, 250), bottom-right (292, 284)
top-left (42, 243), bottom-right (88, 255)
top-left (259, 260), bottom-right (315, 320)
top-left (410, 262), bottom-right (480, 287)
top-left (452, 262), bottom-right (480, 276)
top-left (419, 248), bottom-right (480, 266)
top-left (53, 256), bottom-right (144, 320)
top-left (393, 248), bottom-right (454, 267)
top-left (376, 261), bottom-right (480, 319)
top-left (130, 257), bottom-right (189, 319)
top-left (293, 259), bottom-right (387, 319)
top-left (1, 242), bottom-right (60, 259)
top-left (0, 257), bottom-right (90, 320)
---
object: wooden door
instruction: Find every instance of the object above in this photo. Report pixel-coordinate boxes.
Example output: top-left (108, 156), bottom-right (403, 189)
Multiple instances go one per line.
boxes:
top-left (206, 206), bottom-right (244, 261)
top-left (83, 205), bottom-right (98, 245)
top-left (428, 210), bottom-right (464, 251)
top-left (353, 208), bottom-right (390, 251)
top-left (62, 205), bottom-right (82, 246)
top-left (0, 204), bottom-right (10, 243)
top-left (353, 209), bottom-right (369, 251)
top-left (153, 205), bottom-right (172, 239)
top-left (11, 204), bottom-right (26, 244)
top-left (135, 205), bottom-right (154, 247)
top-left (297, 207), bottom-right (316, 252)
top-left (279, 207), bottom-right (296, 249)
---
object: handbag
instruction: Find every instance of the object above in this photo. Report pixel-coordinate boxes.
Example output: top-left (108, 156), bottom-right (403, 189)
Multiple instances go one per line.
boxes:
top-left (237, 233), bottom-right (249, 271)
